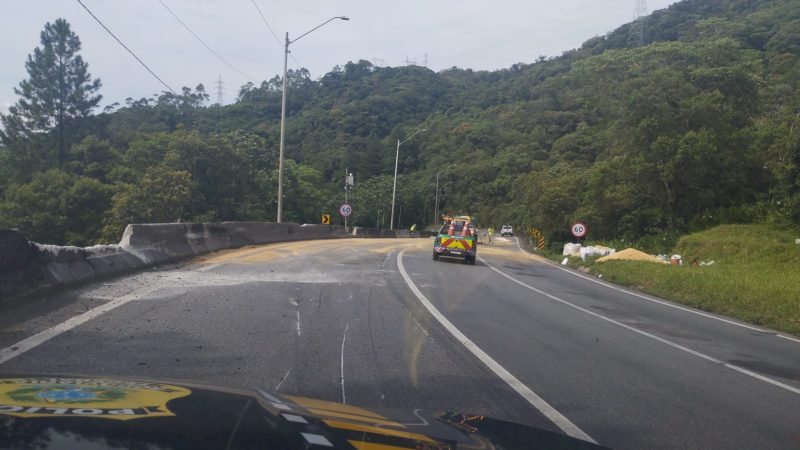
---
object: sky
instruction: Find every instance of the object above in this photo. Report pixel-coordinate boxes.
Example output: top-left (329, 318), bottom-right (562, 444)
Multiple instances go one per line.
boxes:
top-left (0, 0), bottom-right (678, 114)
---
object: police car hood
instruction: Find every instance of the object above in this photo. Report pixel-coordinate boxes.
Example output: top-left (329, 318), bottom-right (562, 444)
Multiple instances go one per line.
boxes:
top-left (0, 374), bottom-right (607, 449)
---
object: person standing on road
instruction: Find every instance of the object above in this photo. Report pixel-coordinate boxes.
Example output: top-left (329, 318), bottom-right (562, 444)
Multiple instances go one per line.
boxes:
top-left (487, 227), bottom-right (494, 243)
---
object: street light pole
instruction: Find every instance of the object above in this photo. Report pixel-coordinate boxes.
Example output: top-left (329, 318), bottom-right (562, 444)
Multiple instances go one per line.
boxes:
top-left (276, 16), bottom-right (349, 223)
top-left (390, 128), bottom-right (425, 229)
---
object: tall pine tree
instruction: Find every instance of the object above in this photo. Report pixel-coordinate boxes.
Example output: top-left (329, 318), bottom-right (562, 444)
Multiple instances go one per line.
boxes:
top-left (0, 18), bottom-right (101, 168)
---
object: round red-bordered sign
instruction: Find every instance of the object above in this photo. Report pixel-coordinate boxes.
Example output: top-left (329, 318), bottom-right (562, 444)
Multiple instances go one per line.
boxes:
top-left (570, 222), bottom-right (587, 238)
top-left (339, 204), bottom-right (352, 217)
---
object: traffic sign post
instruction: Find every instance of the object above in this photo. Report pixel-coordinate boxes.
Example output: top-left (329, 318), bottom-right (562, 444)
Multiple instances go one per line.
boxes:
top-left (344, 170), bottom-right (354, 229)
top-left (321, 214), bottom-right (330, 225)
top-left (570, 222), bottom-right (587, 242)
top-left (339, 204), bottom-right (352, 218)
top-left (528, 227), bottom-right (545, 251)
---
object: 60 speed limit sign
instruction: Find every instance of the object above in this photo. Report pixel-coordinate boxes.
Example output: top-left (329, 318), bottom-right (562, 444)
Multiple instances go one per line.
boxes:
top-left (339, 203), bottom-right (352, 217)
top-left (570, 222), bottom-right (587, 238)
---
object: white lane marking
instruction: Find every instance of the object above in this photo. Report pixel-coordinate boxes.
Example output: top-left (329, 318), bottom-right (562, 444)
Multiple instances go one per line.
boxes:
top-left (513, 236), bottom-right (525, 253)
top-left (340, 322), bottom-right (350, 404)
top-left (275, 370), bottom-right (291, 393)
top-left (0, 286), bottom-right (161, 365)
top-left (778, 334), bottom-right (800, 344)
top-left (296, 310), bottom-right (301, 336)
top-left (512, 238), bottom-right (792, 339)
top-left (480, 256), bottom-right (800, 396)
top-left (397, 250), bottom-right (596, 443)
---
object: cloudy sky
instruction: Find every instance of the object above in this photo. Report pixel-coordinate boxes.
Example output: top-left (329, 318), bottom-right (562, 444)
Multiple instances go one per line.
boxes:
top-left (0, 0), bottom-right (677, 113)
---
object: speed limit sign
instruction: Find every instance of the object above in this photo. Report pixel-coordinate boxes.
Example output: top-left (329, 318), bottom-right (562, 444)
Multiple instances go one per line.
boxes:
top-left (571, 222), bottom-right (587, 238)
top-left (339, 203), bottom-right (352, 217)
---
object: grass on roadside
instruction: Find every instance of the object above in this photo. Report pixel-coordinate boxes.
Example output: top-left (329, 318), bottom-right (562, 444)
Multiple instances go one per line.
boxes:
top-left (582, 224), bottom-right (800, 336)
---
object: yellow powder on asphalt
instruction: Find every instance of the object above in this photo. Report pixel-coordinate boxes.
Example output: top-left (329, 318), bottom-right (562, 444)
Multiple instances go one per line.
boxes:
top-left (597, 248), bottom-right (665, 264)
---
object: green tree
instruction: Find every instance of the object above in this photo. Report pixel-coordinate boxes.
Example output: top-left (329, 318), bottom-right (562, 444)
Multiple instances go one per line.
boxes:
top-left (102, 166), bottom-right (193, 240)
top-left (0, 18), bottom-right (102, 167)
top-left (0, 169), bottom-right (111, 245)
top-left (66, 135), bottom-right (120, 181)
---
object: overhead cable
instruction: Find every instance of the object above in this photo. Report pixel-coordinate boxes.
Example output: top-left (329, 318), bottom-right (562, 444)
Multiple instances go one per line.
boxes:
top-left (158, 0), bottom-right (256, 82)
top-left (250, 0), bottom-right (281, 46)
top-left (250, 0), bottom-right (303, 70)
top-left (76, 0), bottom-right (177, 94)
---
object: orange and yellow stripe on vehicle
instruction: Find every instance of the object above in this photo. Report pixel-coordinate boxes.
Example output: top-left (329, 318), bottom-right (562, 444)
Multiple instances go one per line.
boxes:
top-left (438, 237), bottom-right (473, 250)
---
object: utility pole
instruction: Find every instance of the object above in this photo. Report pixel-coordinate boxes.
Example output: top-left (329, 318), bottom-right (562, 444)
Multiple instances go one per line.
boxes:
top-left (277, 31), bottom-right (289, 223)
top-left (277, 16), bottom-right (349, 223)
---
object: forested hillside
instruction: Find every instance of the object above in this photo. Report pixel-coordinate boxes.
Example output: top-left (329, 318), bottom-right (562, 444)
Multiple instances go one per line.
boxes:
top-left (1, 0), bottom-right (798, 247)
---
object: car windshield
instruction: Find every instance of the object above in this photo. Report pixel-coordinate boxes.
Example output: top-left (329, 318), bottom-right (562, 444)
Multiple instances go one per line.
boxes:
top-left (1, 1), bottom-right (799, 450)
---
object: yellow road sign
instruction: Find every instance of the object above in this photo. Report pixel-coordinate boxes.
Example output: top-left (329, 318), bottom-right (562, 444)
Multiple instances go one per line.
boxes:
top-left (321, 214), bottom-right (331, 225)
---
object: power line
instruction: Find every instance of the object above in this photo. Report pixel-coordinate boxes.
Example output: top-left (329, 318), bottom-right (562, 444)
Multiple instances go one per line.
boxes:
top-left (75, 0), bottom-right (176, 94)
top-left (250, 0), bottom-right (303, 70)
top-left (158, 0), bottom-right (256, 82)
top-left (250, 0), bottom-right (281, 46)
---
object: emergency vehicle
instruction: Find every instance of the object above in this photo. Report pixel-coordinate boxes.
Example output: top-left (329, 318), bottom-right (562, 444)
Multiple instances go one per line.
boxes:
top-left (433, 215), bottom-right (478, 265)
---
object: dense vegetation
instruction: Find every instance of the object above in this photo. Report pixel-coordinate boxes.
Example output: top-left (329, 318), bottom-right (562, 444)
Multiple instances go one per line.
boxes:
top-left (1, 0), bottom-right (798, 246)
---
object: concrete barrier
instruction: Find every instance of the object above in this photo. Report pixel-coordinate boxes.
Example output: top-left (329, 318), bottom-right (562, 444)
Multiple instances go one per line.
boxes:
top-left (0, 222), bottom-right (351, 302)
top-left (352, 227), bottom-right (396, 238)
top-left (351, 227), bottom-right (433, 238)
top-left (120, 222), bottom-right (350, 264)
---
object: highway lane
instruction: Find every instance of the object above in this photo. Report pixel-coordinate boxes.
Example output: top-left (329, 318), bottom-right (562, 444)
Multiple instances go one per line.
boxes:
top-left (401, 237), bottom-right (800, 449)
top-left (1, 236), bottom-right (798, 449)
top-left (0, 239), bottom-right (559, 434)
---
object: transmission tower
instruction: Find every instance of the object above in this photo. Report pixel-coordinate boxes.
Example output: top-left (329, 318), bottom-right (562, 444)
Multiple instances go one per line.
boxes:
top-left (628, 0), bottom-right (647, 47)
top-left (215, 74), bottom-right (224, 106)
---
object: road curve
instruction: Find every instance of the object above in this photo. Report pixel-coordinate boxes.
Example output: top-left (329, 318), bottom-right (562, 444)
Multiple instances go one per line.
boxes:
top-left (0, 237), bottom-right (798, 449)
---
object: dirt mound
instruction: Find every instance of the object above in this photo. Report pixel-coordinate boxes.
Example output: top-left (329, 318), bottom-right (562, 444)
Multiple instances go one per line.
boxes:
top-left (597, 248), bottom-right (664, 264)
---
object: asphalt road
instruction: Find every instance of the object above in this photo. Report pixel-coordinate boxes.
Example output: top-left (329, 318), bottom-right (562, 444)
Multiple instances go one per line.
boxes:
top-left (1, 237), bottom-right (799, 449)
